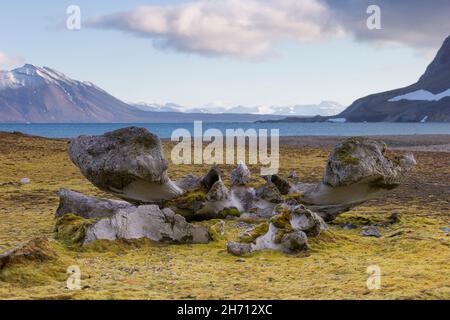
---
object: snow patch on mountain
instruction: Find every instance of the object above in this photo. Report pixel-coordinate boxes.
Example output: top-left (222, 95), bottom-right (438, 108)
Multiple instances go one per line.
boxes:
top-left (389, 88), bottom-right (450, 102)
top-left (0, 64), bottom-right (85, 90)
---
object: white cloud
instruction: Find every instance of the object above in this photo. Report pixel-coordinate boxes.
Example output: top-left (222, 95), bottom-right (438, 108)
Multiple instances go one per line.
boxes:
top-left (89, 0), bottom-right (344, 58)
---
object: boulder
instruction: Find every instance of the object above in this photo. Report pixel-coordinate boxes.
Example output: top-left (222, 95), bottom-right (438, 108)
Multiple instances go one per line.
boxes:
top-left (69, 127), bottom-right (183, 203)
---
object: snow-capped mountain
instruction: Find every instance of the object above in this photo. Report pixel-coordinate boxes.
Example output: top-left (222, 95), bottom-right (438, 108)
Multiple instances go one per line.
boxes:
top-left (131, 102), bottom-right (185, 113)
top-left (336, 35), bottom-right (450, 122)
top-left (0, 64), bottom-right (147, 123)
top-left (0, 64), bottom-right (341, 123)
top-left (130, 101), bottom-right (344, 117)
top-left (0, 65), bottom-right (285, 123)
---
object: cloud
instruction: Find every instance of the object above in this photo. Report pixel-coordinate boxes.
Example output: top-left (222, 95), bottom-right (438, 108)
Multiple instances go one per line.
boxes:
top-left (0, 52), bottom-right (23, 67)
top-left (88, 0), bottom-right (343, 58)
top-left (88, 0), bottom-right (450, 58)
top-left (323, 0), bottom-right (450, 51)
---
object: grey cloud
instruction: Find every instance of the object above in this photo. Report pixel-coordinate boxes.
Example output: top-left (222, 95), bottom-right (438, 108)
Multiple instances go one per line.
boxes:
top-left (322, 0), bottom-right (450, 51)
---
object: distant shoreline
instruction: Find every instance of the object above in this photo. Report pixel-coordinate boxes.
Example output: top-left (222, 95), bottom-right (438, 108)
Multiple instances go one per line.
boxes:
top-left (2, 130), bottom-right (450, 152)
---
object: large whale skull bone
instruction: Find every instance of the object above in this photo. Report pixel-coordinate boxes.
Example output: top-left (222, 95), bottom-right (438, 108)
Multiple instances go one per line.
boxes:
top-left (69, 127), bottom-right (183, 203)
top-left (299, 137), bottom-right (416, 220)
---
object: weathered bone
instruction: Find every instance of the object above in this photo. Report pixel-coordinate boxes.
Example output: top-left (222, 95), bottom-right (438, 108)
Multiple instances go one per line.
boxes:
top-left (56, 188), bottom-right (133, 219)
top-left (54, 189), bottom-right (210, 245)
top-left (300, 137), bottom-right (416, 220)
top-left (83, 206), bottom-right (210, 245)
top-left (69, 127), bottom-right (183, 203)
top-left (231, 162), bottom-right (251, 185)
top-left (227, 204), bottom-right (326, 255)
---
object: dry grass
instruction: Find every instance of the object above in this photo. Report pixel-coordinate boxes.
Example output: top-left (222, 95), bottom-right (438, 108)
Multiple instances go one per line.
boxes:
top-left (0, 132), bottom-right (448, 300)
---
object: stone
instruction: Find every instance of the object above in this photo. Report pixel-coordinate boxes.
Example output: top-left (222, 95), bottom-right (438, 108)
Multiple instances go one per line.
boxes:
top-left (19, 178), bottom-right (30, 185)
top-left (84, 205), bottom-right (210, 245)
top-left (338, 223), bottom-right (358, 230)
top-left (69, 127), bottom-right (183, 203)
top-left (56, 188), bottom-right (133, 219)
top-left (226, 242), bottom-right (252, 256)
top-left (230, 162), bottom-right (251, 185)
top-left (361, 226), bottom-right (382, 238)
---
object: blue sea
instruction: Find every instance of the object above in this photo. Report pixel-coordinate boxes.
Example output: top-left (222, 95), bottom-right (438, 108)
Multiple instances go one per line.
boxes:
top-left (0, 122), bottom-right (449, 139)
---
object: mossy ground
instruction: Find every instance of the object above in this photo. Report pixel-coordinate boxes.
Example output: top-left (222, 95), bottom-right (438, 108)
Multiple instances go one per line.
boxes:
top-left (0, 132), bottom-right (448, 300)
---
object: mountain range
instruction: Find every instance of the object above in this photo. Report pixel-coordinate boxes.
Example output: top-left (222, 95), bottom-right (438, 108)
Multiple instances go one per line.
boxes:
top-left (3, 35), bottom-right (450, 123)
top-left (271, 35), bottom-right (450, 123)
top-left (0, 64), bottom-right (341, 123)
top-left (131, 101), bottom-right (344, 117)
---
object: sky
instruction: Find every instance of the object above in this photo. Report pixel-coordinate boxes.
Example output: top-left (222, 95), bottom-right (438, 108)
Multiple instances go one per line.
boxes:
top-left (1, 0), bottom-right (449, 108)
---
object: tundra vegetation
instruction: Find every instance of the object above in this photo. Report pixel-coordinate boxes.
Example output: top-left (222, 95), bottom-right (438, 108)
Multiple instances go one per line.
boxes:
top-left (0, 130), bottom-right (448, 300)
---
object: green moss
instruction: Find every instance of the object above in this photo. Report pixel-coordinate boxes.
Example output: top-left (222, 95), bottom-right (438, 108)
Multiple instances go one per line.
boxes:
top-left (270, 210), bottom-right (292, 229)
top-left (208, 221), bottom-right (226, 242)
top-left (282, 193), bottom-right (304, 202)
top-left (240, 223), bottom-right (269, 244)
top-left (163, 190), bottom-right (206, 208)
top-left (270, 210), bottom-right (294, 244)
top-left (218, 207), bottom-right (241, 218)
top-left (334, 213), bottom-right (385, 226)
top-left (0, 238), bottom-right (74, 287)
top-left (82, 238), bottom-right (156, 254)
top-left (336, 139), bottom-right (360, 165)
top-left (54, 214), bottom-right (93, 249)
